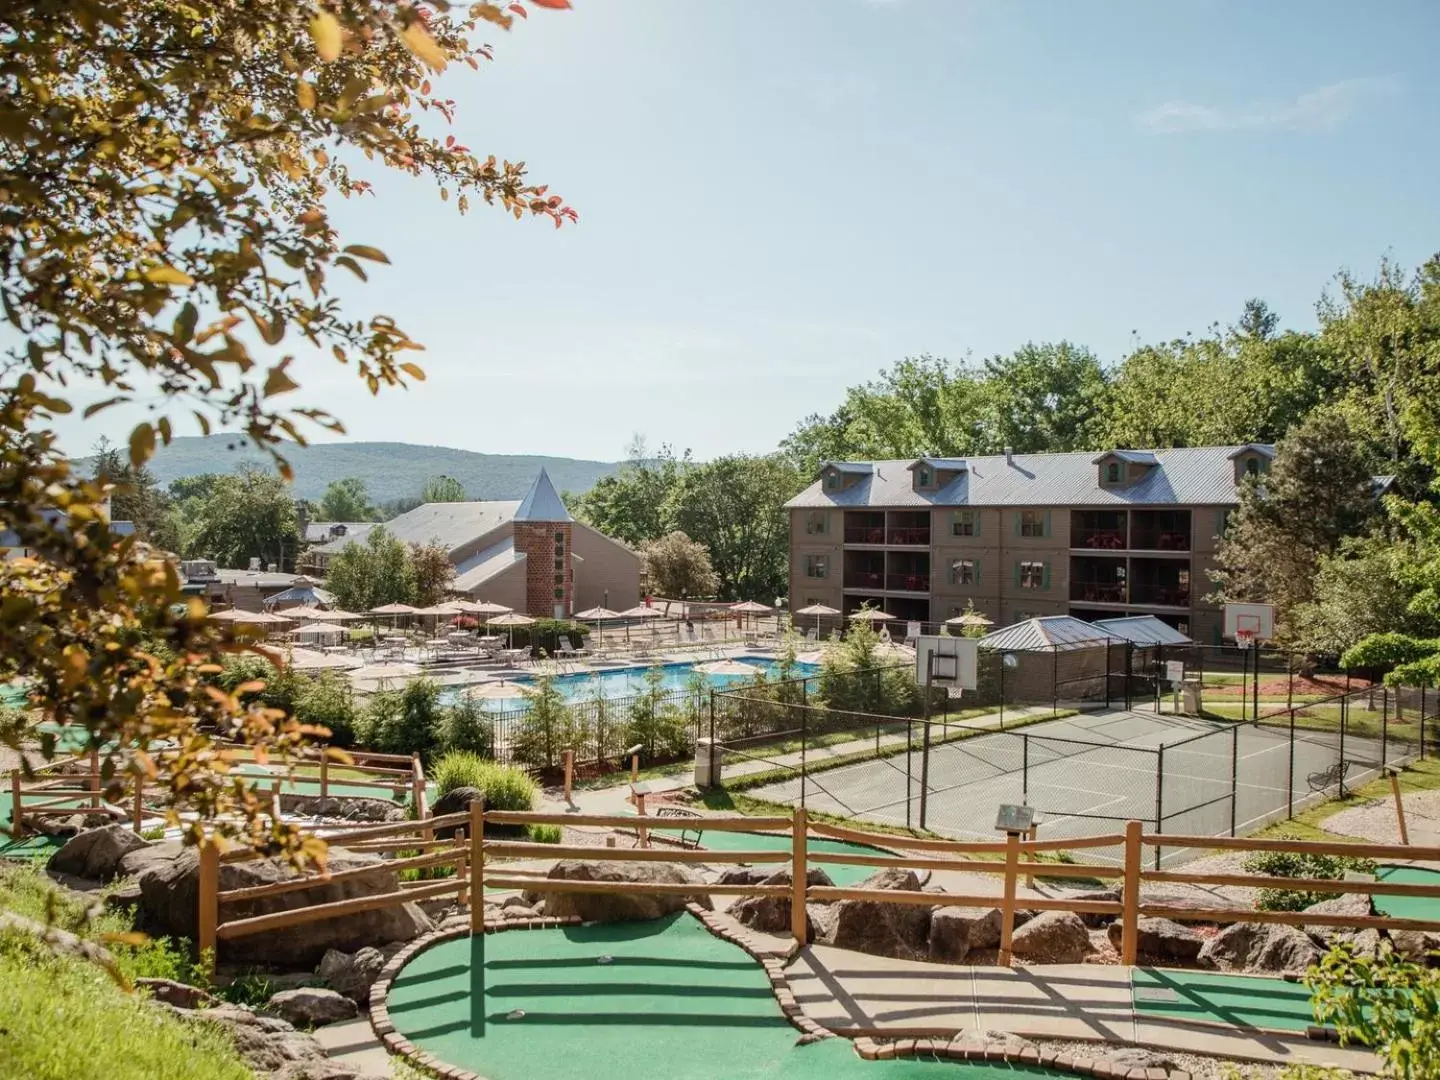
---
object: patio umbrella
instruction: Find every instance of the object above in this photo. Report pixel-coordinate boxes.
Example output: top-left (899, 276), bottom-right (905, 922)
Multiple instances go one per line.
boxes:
top-left (347, 661), bottom-right (421, 687)
top-left (573, 605), bottom-right (622, 622)
top-left (848, 608), bottom-right (895, 621)
top-left (287, 621), bottom-right (345, 644)
top-left (616, 603), bottom-right (664, 645)
top-left (276, 604), bottom-right (327, 621)
top-left (208, 608), bottom-right (293, 625)
top-left (730, 599), bottom-right (773, 633)
top-left (486, 610), bottom-right (536, 649)
top-left (307, 608), bottom-right (362, 622)
top-left (287, 648), bottom-right (361, 672)
top-left (465, 680), bottom-right (524, 701)
top-left (794, 603), bottom-right (840, 638)
top-left (469, 601), bottom-right (514, 618)
top-left (445, 599), bottom-right (487, 614)
top-left (696, 658), bottom-right (762, 678)
top-left (369, 603), bottom-right (419, 616)
top-left (945, 612), bottom-right (994, 628)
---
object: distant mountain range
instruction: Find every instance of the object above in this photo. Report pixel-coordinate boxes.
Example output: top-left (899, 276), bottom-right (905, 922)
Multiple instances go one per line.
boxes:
top-left (83, 435), bottom-right (621, 504)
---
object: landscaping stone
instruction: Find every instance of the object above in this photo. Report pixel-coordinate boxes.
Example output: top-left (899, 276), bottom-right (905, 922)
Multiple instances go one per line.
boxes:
top-left (929, 905), bottom-right (1003, 963)
top-left (429, 786), bottom-right (486, 838)
top-left (1197, 922), bottom-right (1322, 974)
top-left (1390, 929), bottom-right (1440, 963)
top-left (135, 846), bottom-right (432, 969)
top-left (822, 868), bottom-right (931, 961)
top-left (280, 794), bottom-right (406, 823)
top-left (47, 823), bottom-right (149, 881)
top-left (524, 859), bottom-right (711, 922)
top-left (316, 947), bottom-right (388, 1004)
top-left (1010, 911), bottom-right (1091, 964)
top-left (714, 866), bottom-right (773, 887)
top-left (729, 868), bottom-right (834, 937)
top-left (136, 977), bottom-right (221, 1009)
top-left (267, 987), bottom-right (358, 1027)
top-left (1105, 917), bottom-right (1203, 962)
top-left (1304, 893), bottom-right (1374, 947)
top-left (34, 810), bottom-right (117, 839)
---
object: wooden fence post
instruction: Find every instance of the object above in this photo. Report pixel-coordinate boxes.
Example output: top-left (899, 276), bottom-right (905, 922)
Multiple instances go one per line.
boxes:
top-left (198, 840), bottom-right (220, 961)
top-left (563, 749), bottom-right (574, 804)
top-left (270, 780), bottom-right (281, 820)
top-left (10, 771), bottom-right (22, 835)
top-left (1120, 820), bottom-right (1141, 966)
top-left (791, 807), bottom-right (809, 945)
top-left (1389, 771), bottom-right (1410, 846)
top-left (319, 753), bottom-right (329, 803)
top-left (635, 791), bottom-right (649, 848)
top-left (89, 749), bottom-right (101, 809)
top-left (1025, 823), bottom-right (1038, 890)
top-left (998, 830), bottom-right (1019, 967)
top-left (133, 783), bottom-right (144, 833)
top-left (468, 798), bottom-right (484, 935)
top-left (414, 753), bottom-right (432, 844)
top-left (455, 827), bottom-right (469, 908)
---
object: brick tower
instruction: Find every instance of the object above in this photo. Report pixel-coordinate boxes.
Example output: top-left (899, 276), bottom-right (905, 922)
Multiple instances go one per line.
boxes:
top-left (511, 468), bottom-right (574, 618)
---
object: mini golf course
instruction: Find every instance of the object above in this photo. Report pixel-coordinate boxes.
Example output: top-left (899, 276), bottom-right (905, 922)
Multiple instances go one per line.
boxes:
top-left (1374, 865), bottom-right (1440, 921)
top-left (383, 913), bottom-right (1064, 1080)
top-left (1131, 969), bottom-right (1320, 1034)
top-left (672, 828), bottom-right (904, 888)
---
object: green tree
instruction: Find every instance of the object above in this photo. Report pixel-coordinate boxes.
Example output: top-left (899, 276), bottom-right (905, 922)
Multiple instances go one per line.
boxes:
top-left (187, 467), bottom-right (302, 569)
top-left (512, 668), bottom-right (572, 770)
top-left (89, 437), bottom-right (179, 550)
top-left (669, 454), bottom-right (803, 601)
top-left (641, 531), bottom-right (719, 599)
top-left (1210, 412), bottom-right (1378, 643)
top-left (420, 475), bottom-right (467, 503)
top-left (408, 539), bottom-right (455, 607)
top-left (1290, 535), bottom-right (1435, 658)
top-left (570, 443), bottom-right (688, 548)
top-left (981, 341), bottom-right (1107, 453)
top-left (325, 525), bottom-right (416, 611)
top-left (0, 0), bottom-right (578, 858)
top-left (318, 478), bottom-right (376, 522)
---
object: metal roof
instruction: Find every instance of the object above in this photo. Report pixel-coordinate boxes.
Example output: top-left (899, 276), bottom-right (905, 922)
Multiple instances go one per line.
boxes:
top-left (310, 500), bottom-right (520, 557)
top-left (1226, 444), bottom-right (1276, 460)
top-left (822, 461), bottom-right (875, 475)
top-left (513, 468), bottom-right (574, 523)
top-left (787, 445), bottom-right (1274, 510)
top-left (452, 537), bottom-right (526, 593)
top-left (909, 457), bottom-right (969, 471)
top-left (979, 615), bottom-right (1116, 652)
top-left (1092, 449), bottom-right (1158, 465)
top-left (1091, 615), bottom-right (1192, 646)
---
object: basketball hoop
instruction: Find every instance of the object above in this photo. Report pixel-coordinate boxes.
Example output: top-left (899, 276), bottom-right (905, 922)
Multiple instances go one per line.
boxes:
top-left (1236, 629), bottom-right (1256, 650)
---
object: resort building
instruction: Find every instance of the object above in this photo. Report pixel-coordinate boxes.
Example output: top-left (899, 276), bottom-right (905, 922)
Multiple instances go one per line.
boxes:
top-left (306, 469), bottom-right (640, 618)
top-left (785, 445), bottom-right (1281, 644)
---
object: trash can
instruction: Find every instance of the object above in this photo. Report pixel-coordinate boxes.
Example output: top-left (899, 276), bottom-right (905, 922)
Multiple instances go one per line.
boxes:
top-left (694, 738), bottom-right (723, 788)
top-left (1181, 675), bottom-right (1203, 716)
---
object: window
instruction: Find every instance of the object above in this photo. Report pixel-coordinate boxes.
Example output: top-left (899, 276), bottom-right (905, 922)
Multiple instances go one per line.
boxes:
top-left (1019, 510), bottom-right (1045, 538)
top-left (554, 587), bottom-right (565, 600)
top-left (918, 468), bottom-right (932, 488)
top-left (1019, 561), bottom-right (1046, 589)
top-left (555, 530), bottom-right (566, 542)
top-left (1106, 462), bottom-right (1120, 483)
top-left (805, 554), bottom-right (828, 579)
top-left (951, 510), bottom-right (977, 537)
top-left (554, 557), bottom-right (565, 570)
top-left (1244, 457), bottom-right (1261, 477)
top-left (555, 572), bottom-right (564, 585)
top-left (824, 472), bottom-right (840, 491)
top-left (1217, 509), bottom-right (1232, 535)
top-left (805, 511), bottom-right (828, 535)
top-left (950, 559), bottom-right (975, 586)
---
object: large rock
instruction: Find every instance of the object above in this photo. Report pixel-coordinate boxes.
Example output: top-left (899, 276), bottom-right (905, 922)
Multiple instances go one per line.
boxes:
top-left (47, 824), bottom-right (149, 881)
top-left (1105, 917), bottom-right (1203, 962)
top-left (315, 946), bottom-right (396, 1004)
top-left (822, 867), bottom-right (931, 961)
top-left (136, 846), bottom-right (432, 969)
top-left (267, 987), bottom-right (358, 1027)
top-left (1010, 911), bottom-right (1091, 964)
top-left (118, 841), bottom-right (185, 880)
top-left (524, 860), bottom-right (711, 922)
top-left (1303, 893), bottom-right (1374, 947)
top-left (1390, 929), bottom-right (1440, 963)
top-left (175, 1002), bottom-right (331, 1073)
top-left (1198, 922), bottom-right (1322, 974)
top-left (281, 794), bottom-right (406, 823)
top-left (729, 868), bottom-right (834, 938)
top-left (929, 906), bottom-right (1003, 963)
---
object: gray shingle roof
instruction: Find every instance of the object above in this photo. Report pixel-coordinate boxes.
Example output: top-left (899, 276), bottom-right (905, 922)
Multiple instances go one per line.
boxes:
top-left (788, 446), bottom-right (1273, 509)
top-left (310, 501), bottom-right (520, 557)
top-left (452, 537), bottom-right (525, 592)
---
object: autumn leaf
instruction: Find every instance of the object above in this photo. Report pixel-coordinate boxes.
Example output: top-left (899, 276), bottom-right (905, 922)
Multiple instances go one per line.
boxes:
top-left (129, 423), bottom-right (156, 466)
top-left (297, 78), bottom-right (317, 110)
top-left (528, 0), bottom-right (573, 8)
top-left (400, 21), bottom-right (448, 71)
top-left (309, 10), bottom-right (342, 61)
top-left (263, 362), bottom-right (301, 398)
top-left (342, 244), bottom-right (390, 264)
top-left (400, 362), bottom-right (426, 381)
top-left (144, 265), bottom-right (194, 287)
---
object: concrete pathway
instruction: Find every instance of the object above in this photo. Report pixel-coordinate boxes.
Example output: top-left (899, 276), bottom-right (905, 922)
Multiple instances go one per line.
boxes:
top-left (312, 1016), bottom-right (396, 1078)
top-left (785, 944), bottom-right (1379, 1073)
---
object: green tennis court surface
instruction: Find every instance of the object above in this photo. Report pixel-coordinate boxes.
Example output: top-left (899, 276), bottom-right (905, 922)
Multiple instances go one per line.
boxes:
top-left (1374, 865), bottom-right (1440, 922)
top-left (386, 913), bottom-right (1062, 1080)
top-left (1132, 969), bottom-right (1320, 1033)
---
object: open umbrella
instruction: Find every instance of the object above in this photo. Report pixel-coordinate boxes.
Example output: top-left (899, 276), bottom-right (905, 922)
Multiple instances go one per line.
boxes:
top-left (275, 604), bottom-right (328, 621)
top-left (573, 605), bottom-right (622, 621)
top-left (445, 599), bottom-right (487, 614)
top-left (945, 612), bottom-right (994, 628)
top-left (369, 603), bottom-right (419, 616)
top-left (696, 658), bottom-right (762, 678)
top-left (848, 608), bottom-right (895, 621)
top-left (486, 610), bottom-right (536, 649)
top-left (794, 603), bottom-right (839, 638)
top-left (730, 599), bottom-right (773, 634)
top-left (466, 680), bottom-right (524, 701)
top-left (287, 621), bottom-right (345, 643)
top-left (208, 608), bottom-right (293, 625)
top-left (287, 648), bottom-right (361, 672)
top-left (615, 603), bottom-right (664, 646)
top-left (347, 661), bottom-right (421, 687)
top-left (307, 608), bottom-right (362, 622)
top-left (469, 601), bottom-right (514, 618)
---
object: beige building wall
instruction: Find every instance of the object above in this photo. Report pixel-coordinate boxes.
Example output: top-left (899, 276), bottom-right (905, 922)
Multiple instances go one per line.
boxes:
top-left (571, 524), bottom-right (641, 612)
top-left (1189, 505), bottom-right (1231, 644)
top-left (928, 507), bottom-right (1004, 624)
top-left (477, 559), bottom-right (528, 613)
top-left (789, 508), bottom-right (843, 612)
top-left (993, 507), bottom-right (1070, 625)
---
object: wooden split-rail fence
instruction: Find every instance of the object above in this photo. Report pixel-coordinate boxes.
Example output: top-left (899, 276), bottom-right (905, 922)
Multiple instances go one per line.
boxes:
top-left (194, 806), bottom-right (1440, 968)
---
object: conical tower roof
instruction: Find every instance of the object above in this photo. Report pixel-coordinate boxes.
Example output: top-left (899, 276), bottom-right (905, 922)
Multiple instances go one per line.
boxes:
top-left (513, 468), bottom-right (573, 523)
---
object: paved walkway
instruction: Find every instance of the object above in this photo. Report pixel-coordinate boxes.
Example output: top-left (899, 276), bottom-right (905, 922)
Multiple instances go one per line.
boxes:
top-left (785, 944), bottom-right (1380, 1073)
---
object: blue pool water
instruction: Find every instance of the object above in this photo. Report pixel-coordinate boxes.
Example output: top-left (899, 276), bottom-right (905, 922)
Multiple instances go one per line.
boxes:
top-left (439, 658), bottom-right (818, 711)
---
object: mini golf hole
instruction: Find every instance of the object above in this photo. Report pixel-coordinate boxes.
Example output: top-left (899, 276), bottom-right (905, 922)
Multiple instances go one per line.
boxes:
top-left (507, 1009), bottom-right (526, 1021)
top-left (597, 955), bottom-right (614, 965)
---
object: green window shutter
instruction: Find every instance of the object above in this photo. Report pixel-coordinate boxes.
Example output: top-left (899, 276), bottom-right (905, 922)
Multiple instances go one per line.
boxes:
top-left (1042, 562), bottom-right (1051, 590)
top-left (975, 561), bottom-right (981, 585)
top-left (1013, 512), bottom-right (1021, 537)
top-left (1013, 561), bottom-right (1021, 587)
top-left (974, 513), bottom-right (981, 538)
top-left (1044, 511), bottom-right (1052, 538)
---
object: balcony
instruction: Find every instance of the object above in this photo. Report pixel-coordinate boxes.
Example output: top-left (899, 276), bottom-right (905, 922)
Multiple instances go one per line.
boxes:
top-left (885, 527), bottom-right (931, 546)
top-left (886, 573), bottom-right (931, 593)
top-left (844, 526), bottom-right (887, 545)
top-left (1130, 586), bottom-right (1190, 608)
top-left (1072, 510), bottom-right (1128, 551)
top-left (1072, 530), bottom-right (1126, 551)
top-left (1070, 582), bottom-right (1126, 604)
top-left (844, 570), bottom-right (885, 591)
top-left (1131, 510), bottom-right (1191, 552)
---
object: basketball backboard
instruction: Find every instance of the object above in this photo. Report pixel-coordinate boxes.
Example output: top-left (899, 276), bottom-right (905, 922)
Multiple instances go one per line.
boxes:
top-left (915, 635), bottom-right (978, 689)
top-left (1222, 602), bottom-right (1275, 643)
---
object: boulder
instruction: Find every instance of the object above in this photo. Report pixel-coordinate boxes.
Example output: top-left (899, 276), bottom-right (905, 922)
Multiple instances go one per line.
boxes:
top-left (1304, 893), bottom-right (1374, 946)
top-left (524, 860), bottom-right (711, 922)
top-left (714, 866), bottom-right (773, 887)
top-left (729, 868), bottom-right (834, 938)
top-left (274, 1062), bottom-right (390, 1080)
top-left (267, 987), bottom-right (358, 1027)
top-left (280, 794), bottom-right (406, 823)
top-left (118, 841), bottom-right (185, 881)
top-left (316, 947), bottom-right (390, 1004)
top-left (1198, 922), bottom-right (1322, 974)
top-left (137, 977), bottom-right (221, 1010)
top-left (1065, 887), bottom-right (1121, 928)
top-left (177, 1002), bottom-right (331, 1074)
top-left (928, 906), bottom-right (1003, 963)
top-left (136, 846), bottom-right (432, 969)
top-left (1389, 929), bottom-right (1440, 963)
top-left (429, 786), bottom-right (485, 839)
top-left (1010, 911), bottom-right (1091, 964)
top-left (822, 868), bottom-right (930, 961)
top-left (35, 810), bottom-right (117, 840)
top-left (47, 824), bottom-right (150, 882)
top-left (1105, 917), bottom-right (1203, 962)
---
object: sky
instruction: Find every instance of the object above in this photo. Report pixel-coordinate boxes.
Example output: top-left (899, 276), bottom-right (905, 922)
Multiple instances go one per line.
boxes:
top-left (46, 0), bottom-right (1440, 463)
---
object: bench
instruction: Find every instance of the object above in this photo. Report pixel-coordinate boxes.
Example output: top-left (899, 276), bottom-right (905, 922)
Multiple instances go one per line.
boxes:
top-left (654, 806), bottom-right (705, 848)
top-left (1307, 759), bottom-right (1351, 794)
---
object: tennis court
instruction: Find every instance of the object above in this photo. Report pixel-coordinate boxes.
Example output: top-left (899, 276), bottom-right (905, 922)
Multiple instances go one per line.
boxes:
top-left (747, 707), bottom-right (1394, 863)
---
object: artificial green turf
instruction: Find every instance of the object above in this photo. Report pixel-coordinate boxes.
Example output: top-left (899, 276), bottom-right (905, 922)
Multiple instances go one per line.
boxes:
top-left (235, 762), bottom-right (408, 804)
top-left (665, 828), bottom-right (900, 888)
top-left (1373, 865), bottom-right (1440, 922)
top-left (385, 913), bottom-right (1062, 1080)
top-left (1131, 969), bottom-right (1319, 1033)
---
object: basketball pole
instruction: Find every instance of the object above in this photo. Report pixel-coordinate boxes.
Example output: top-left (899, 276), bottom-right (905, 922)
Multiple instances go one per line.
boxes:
top-left (919, 653), bottom-right (933, 832)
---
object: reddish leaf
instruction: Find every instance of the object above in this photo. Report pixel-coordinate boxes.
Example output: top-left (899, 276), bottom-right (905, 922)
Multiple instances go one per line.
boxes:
top-left (509, 2), bottom-right (528, 15)
top-left (529, 0), bottom-right (572, 8)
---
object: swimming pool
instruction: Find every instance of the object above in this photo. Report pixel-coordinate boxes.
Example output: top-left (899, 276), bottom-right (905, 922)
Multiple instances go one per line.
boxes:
top-left (440, 658), bottom-right (819, 712)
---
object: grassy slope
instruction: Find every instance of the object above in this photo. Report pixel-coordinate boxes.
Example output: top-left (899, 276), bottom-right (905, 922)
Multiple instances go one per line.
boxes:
top-left (1254, 757), bottom-right (1440, 843)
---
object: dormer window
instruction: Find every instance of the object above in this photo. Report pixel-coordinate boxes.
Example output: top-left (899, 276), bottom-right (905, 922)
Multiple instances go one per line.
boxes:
top-left (918, 468), bottom-right (932, 488)
top-left (1244, 458), bottom-right (1261, 477)
top-left (1106, 462), bottom-right (1120, 484)
top-left (824, 471), bottom-right (840, 492)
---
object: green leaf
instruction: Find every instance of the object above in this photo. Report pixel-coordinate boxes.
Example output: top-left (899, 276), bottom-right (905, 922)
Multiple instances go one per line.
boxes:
top-left (144, 266), bottom-right (194, 287)
top-left (173, 302), bottom-right (198, 343)
top-left (342, 244), bottom-right (390, 264)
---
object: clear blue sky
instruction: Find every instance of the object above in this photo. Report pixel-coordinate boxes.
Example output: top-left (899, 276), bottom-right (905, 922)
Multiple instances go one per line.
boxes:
top-left (54, 0), bottom-right (1440, 463)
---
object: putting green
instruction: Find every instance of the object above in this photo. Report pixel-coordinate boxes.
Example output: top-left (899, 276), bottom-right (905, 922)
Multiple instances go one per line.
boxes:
top-left (1374, 865), bottom-right (1440, 922)
top-left (1131, 969), bottom-right (1319, 1033)
top-left (385, 913), bottom-right (1062, 1080)
top-left (648, 827), bottom-right (896, 888)
top-left (235, 762), bottom-right (409, 804)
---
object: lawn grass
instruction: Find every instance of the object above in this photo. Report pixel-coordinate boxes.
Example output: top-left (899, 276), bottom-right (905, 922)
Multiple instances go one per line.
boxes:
top-left (1251, 758), bottom-right (1440, 845)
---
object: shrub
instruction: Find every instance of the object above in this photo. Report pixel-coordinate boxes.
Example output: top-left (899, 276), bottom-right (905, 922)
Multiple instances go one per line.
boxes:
top-left (430, 750), bottom-right (488, 797)
top-left (625, 664), bottom-right (691, 762)
top-left (368, 679), bottom-right (444, 758)
top-left (442, 693), bottom-right (494, 757)
top-left (484, 618), bottom-right (590, 655)
top-left (1307, 939), bottom-right (1440, 1079)
top-left (428, 752), bottom-right (538, 812)
top-left (294, 672), bottom-right (359, 747)
top-left (1242, 850), bottom-right (1377, 911)
top-left (511, 669), bottom-right (572, 770)
top-left (214, 654), bottom-right (301, 714)
top-left (528, 823), bottom-right (562, 844)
